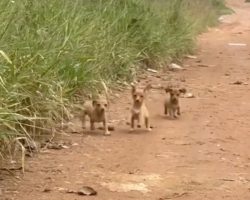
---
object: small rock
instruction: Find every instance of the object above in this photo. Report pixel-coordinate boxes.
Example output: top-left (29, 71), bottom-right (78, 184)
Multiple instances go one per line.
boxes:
top-left (77, 186), bottom-right (97, 196)
top-left (220, 178), bottom-right (235, 182)
top-left (47, 144), bottom-right (62, 150)
top-left (197, 64), bottom-right (215, 68)
top-left (169, 63), bottom-right (184, 71)
top-left (228, 43), bottom-right (247, 46)
top-left (10, 160), bottom-right (17, 164)
top-left (57, 187), bottom-right (67, 192)
top-left (184, 93), bottom-right (195, 98)
top-left (147, 68), bottom-right (158, 73)
top-left (122, 81), bottom-right (129, 86)
top-left (218, 16), bottom-right (224, 22)
top-left (43, 188), bottom-right (51, 193)
top-left (231, 81), bottom-right (247, 85)
top-left (66, 189), bottom-right (75, 194)
top-left (61, 145), bottom-right (69, 149)
top-left (46, 143), bottom-right (65, 150)
top-left (185, 55), bottom-right (197, 59)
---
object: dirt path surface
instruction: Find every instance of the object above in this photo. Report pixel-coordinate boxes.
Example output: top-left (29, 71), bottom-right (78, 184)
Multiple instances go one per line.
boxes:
top-left (1, 0), bottom-right (250, 199)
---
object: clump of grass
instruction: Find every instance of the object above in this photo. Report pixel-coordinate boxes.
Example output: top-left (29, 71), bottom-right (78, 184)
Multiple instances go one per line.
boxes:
top-left (0, 0), bottom-right (229, 160)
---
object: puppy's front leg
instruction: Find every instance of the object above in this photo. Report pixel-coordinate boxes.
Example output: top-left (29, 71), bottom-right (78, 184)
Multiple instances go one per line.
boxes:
top-left (130, 115), bottom-right (135, 132)
top-left (169, 109), bottom-right (174, 119)
top-left (177, 106), bottom-right (181, 116)
top-left (164, 105), bottom-right (168, 115)
top-left (173, 109), bottom-right (178, 119)
top-left (145, 116), bottom-right (151, 132)
top-left (82, 113), bottom-right (86, 129)
top-left (137, 115), bottom-right (142, 128)
top-left (90, 120), bottom-right (95, 130)
top-left (103, 118), bottom-right (110, 136)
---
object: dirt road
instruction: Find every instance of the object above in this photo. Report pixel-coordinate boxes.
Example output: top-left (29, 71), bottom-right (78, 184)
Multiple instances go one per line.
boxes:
top-left (1, 0), bottom-right (250, 199)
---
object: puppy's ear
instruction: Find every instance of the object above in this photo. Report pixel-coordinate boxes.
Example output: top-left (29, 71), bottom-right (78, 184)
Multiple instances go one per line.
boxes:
top-left (179, 88), bottom-right (186, 93)
top-left (92, 100), bottom-right (97, 107)
top-left (165, 87), bottom-right (172, 93)
top-left (144, 84), bottom-right (151, 92)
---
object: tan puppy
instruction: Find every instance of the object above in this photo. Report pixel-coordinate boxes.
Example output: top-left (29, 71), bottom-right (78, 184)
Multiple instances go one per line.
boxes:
top-left (130, 84), bottom-right (151, 132)
top-left (82, 82), bottom-right (110, 135)
top-left (164, 87), bottom-right (186, 119)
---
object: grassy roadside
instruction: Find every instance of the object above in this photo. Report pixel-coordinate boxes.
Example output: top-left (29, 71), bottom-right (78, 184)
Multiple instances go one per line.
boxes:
top-left (0, 0), bottom-right (229, 160)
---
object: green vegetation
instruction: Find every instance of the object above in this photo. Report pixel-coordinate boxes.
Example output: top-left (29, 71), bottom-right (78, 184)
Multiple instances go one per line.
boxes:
top-left (0, 0), bottom-right (228, 158)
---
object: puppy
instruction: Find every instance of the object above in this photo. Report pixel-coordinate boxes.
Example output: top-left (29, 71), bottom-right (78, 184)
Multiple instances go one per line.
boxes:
top-left (164, 87), bottom-right (186, 119)
top-left (82, 82), bottom-right (110, 135)
top-left (130, 84), bottom-right (151, 131)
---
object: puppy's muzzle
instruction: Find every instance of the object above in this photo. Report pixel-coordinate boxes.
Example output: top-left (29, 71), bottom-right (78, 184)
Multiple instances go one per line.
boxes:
top-left (171, 98), bottom-right (178, 104)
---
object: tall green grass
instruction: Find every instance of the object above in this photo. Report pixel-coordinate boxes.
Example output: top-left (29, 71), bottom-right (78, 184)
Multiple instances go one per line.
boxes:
top-left (0, 0), bottom-right (228, 159)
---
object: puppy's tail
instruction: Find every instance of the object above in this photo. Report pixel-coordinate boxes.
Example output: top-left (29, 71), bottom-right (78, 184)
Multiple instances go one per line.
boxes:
top-left (100, 80), bottom-right (109, 103)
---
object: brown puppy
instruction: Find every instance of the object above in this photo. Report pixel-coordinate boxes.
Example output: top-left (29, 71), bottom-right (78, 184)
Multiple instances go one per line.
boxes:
top-left (82, 82), bottom-right (110, 135)
top-left (164, 87), bottom-right (186, 119)
top-left (130, 84), bottom-right (151, 132)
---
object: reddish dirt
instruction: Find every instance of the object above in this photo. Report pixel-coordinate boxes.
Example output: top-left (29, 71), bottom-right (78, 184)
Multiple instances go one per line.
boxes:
top-left (1, 0), bottom-right (250, 199)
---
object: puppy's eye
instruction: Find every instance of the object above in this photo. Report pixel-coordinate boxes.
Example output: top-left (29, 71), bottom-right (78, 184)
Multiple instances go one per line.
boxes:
top-left (96, 103), bottom-right (101, 107)
top-left (104, 104), bottom-right (108, 107)
top-left (133, 94), bottom-right (137, 98)
top-left (140, 95), bottom-right (144, 98)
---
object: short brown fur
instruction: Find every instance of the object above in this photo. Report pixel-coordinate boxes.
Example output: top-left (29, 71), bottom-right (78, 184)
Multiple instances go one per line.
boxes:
top-left (82, 82), bottom-right (110, 135)
top-left (164, 87), bottom-right (186, 119)
top-left (130, 84), bottom-right (151, 131)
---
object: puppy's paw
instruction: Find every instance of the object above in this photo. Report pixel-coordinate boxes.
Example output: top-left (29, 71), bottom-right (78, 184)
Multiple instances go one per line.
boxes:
top-left (147, 128), bottom-right (152, 132)
top-left (104, 131), bottom-right (111, 136)
top-left (129, 128), bottom-right (135, 132)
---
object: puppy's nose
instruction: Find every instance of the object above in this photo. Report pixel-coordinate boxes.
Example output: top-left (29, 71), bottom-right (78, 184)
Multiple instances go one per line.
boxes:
top-left (172, 98), bottom-right (178, 103)
top-left (135, 99), bottom-right (140, 103)
top-left (101, 108), bottom-right (105, 112)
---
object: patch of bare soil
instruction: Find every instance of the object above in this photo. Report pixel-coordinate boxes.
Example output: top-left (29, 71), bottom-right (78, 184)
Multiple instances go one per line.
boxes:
top-left (1, 0), bottom-right (250, 199)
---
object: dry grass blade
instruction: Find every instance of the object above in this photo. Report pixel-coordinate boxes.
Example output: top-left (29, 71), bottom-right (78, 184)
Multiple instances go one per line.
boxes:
top-left (14, 137), bottom-right (27, 174)
top-left (0, 50), bottom-right (12, 64)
